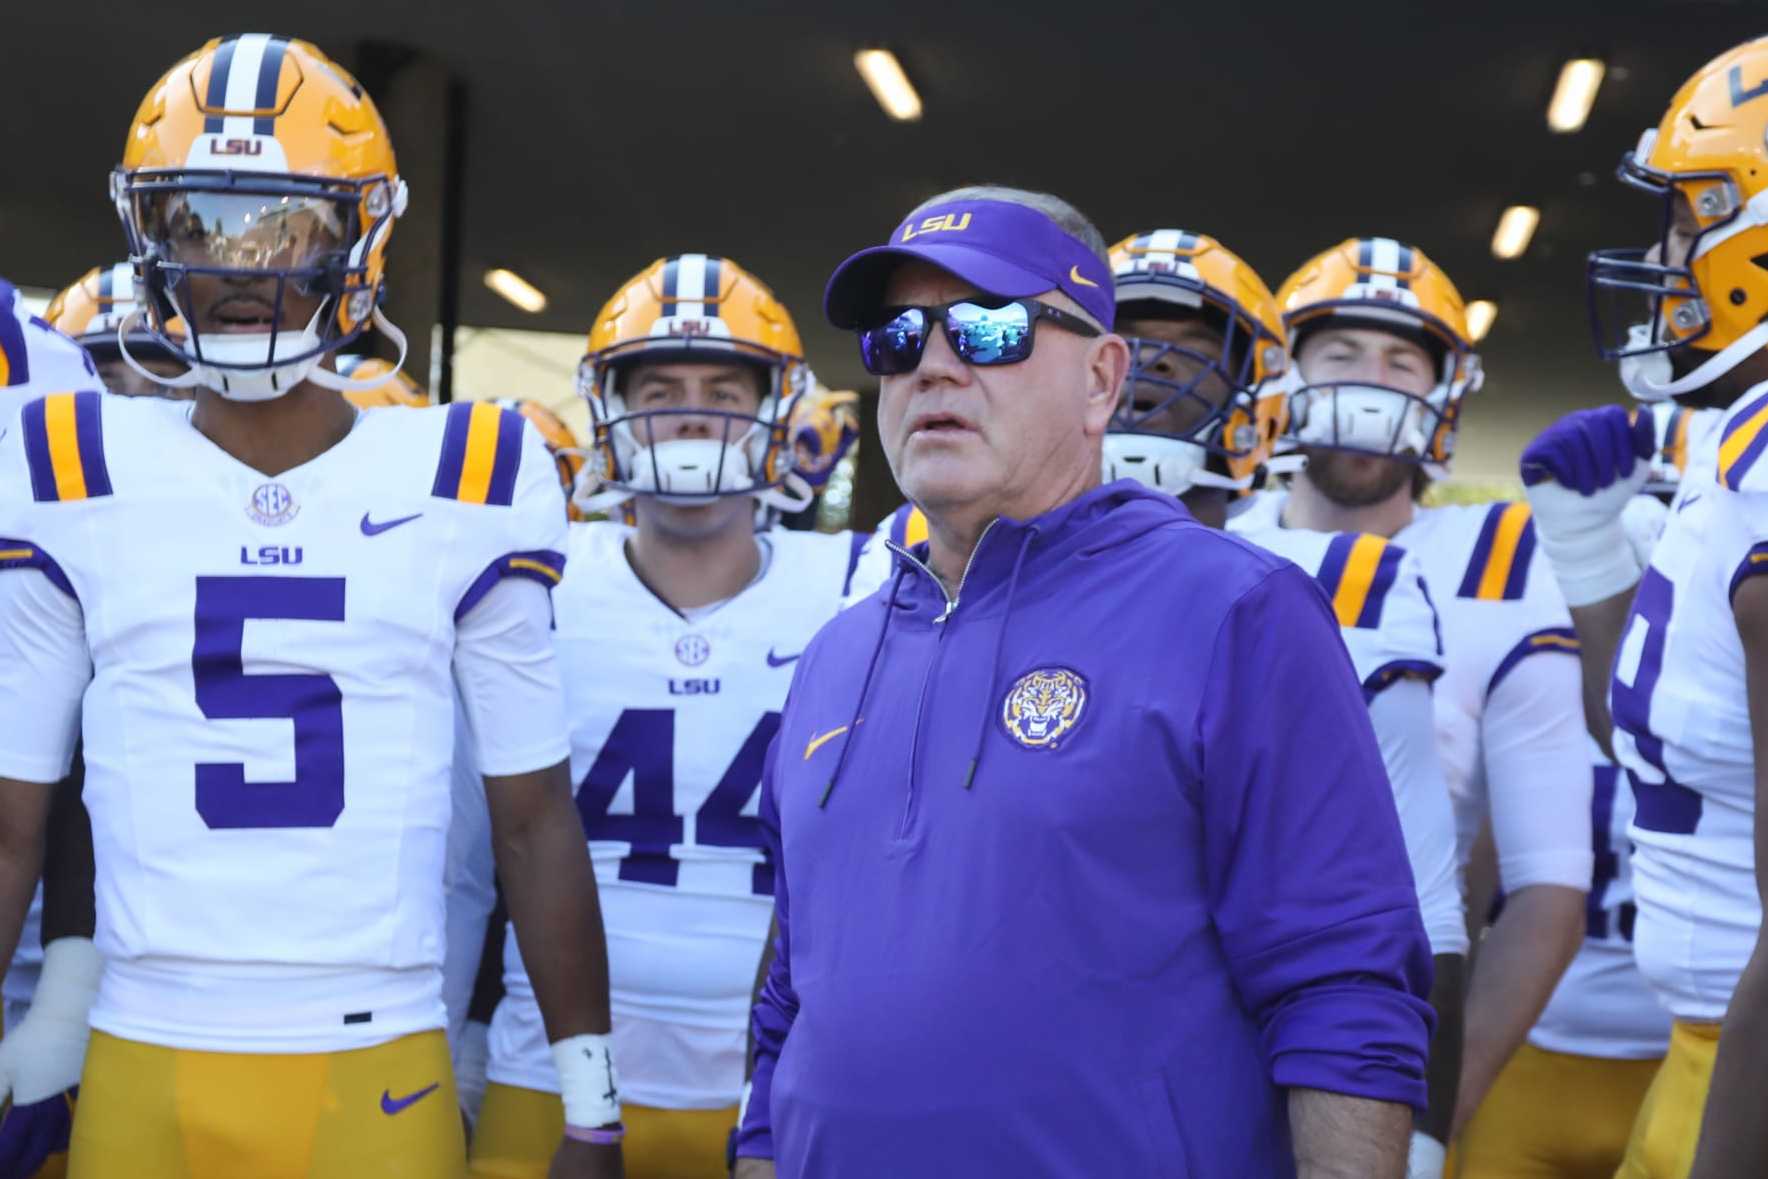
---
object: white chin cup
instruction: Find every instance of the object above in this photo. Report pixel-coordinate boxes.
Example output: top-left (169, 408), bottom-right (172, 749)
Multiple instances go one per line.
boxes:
top-left (1292, 384), bottom-right (1430, 458)
top-left (619, 436), bottom-right (758, 503)
top-left (117, 303), bottom-right (410, 402)
top-left (1101, 433), bottom-right (1243, 496)
top-left (1618, 319), bottom-right (1768, 402)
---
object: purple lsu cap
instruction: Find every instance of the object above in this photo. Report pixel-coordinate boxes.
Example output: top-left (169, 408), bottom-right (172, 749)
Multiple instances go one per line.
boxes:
top-left (824, 198), bottom-right (1115, 331)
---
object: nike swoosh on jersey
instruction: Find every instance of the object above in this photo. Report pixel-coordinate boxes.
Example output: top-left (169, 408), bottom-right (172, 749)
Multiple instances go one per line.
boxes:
top-left (767, 649), bottom-right (802, 667)
top-left (1679, 493), bottom-right (1703, 513)
top-left (380, 1083), bottom-right (439, 1116)
top-left (804, 720), bottom-right (860, 760)
top-left (360, 511), bottom-right (423, 536)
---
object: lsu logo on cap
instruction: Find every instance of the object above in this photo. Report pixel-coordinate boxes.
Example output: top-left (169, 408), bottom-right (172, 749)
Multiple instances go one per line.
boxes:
top-left (1001, 666), bottom-right (1088, 750)
top-left (901, 212), bottom-right (972, 242)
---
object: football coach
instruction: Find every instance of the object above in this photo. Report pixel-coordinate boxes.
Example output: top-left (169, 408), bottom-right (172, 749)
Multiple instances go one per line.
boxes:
top-left (732, 187), bottom-right (1435, 1179)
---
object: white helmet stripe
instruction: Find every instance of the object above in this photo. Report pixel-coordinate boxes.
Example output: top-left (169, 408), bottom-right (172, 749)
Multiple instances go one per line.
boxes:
top-left (673, 253), bottom-right (708, 320)
top-left (221, 34), bottom-right (275, 138)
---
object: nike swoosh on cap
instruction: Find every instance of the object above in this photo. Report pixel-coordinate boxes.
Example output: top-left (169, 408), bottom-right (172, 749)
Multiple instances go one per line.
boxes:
top-left (380, 1083), bottom-right (440, 1116)
top-left (361, 511), bottom-right (423, 536)
top-left (1068, 265), bottom-right (1099, 288)
top-left (766, 649), bottom-right (802, 667)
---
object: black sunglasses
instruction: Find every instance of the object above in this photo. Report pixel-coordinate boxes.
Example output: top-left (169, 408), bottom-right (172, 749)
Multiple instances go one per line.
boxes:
top-left (857, 297), bottom-right (1102, 376)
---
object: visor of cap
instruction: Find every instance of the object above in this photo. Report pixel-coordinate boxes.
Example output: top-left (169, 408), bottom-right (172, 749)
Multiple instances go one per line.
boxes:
top-left (824, 242), bottom-right (1057, 329)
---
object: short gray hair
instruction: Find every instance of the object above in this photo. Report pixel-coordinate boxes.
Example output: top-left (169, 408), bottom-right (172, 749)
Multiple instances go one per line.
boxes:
top-left (910, 184), bottom-right (1110, 265)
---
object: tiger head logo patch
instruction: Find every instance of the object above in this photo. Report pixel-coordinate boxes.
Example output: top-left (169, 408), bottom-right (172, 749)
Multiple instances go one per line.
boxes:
top-left (1000, 667), bottom-right (1088, 750)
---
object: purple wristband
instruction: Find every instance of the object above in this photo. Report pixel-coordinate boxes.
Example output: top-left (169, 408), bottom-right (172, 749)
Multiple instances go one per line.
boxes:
top-left (565, 1123), bottom-right (625, 1146)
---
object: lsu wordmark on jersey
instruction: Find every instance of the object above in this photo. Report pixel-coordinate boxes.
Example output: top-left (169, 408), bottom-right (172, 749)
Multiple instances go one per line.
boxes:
top-left (0, 393), bottom-right (568, 1174)
top-left (488, 519), bottom-right (873, 1106)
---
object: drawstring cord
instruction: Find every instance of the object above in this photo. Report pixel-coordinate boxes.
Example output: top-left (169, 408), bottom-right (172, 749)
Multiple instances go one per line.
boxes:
top-left (961, 526), bottom-right (1036, 790)
top-left (818, 562), bottom-right (908, 808)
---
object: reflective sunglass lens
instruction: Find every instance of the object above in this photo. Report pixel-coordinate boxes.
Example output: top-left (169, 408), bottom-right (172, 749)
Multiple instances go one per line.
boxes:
top-left (946, 301), bottom-right (1032, 365)
top-left (859, 308), bottom-right (927, 375)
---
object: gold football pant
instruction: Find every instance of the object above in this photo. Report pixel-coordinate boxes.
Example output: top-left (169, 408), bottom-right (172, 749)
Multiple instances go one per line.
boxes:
top-left (1452, 1041), bottom-right (1661, 1178)
top-left (69, 1028), bottom-right (463, 1179)
top-left (1614, 1020), bottom-right (1721, 1179)
top-left (469, 1081), bottom-right (735, 1179)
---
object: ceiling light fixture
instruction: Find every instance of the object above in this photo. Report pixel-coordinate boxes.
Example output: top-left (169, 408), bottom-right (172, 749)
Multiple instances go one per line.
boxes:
top-left (1548, 58), bottom-right (1605, 133)
top-left (1491, 205), bottom-right (1541, 260)
top-left (484, 268), bottom-right (547, 314)
top-left (854, 49), bottom-right (923, 122)
top-left (1466, 300), bottom-right (1498, 342)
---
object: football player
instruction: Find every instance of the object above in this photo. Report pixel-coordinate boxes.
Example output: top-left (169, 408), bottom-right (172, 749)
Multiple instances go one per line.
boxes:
top-left (0, 278), bottom-right (106, 1179)
top-left (42, 264), bottom-right (188, 397)
top-left (1456, 406), bottom-right (1712, 1179)
top-left (1519, 35), bottom-right (1768, 1179)
top-left (0, 35), bottom-right (621, 1179)
top-left (467, 255), bottom-right (874, 1179)
top-left (1230, 238), bottom-right (1592, 1143)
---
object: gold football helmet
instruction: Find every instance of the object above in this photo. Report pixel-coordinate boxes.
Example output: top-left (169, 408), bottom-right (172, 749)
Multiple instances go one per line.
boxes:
top-left (1590, 35), bottom-right (1768, 400)
top-left (1275, 237), bottom-right (1483, 477)
top-left (112, 35), bottom-right (409, 400)
top-left (1107, 230), bottom-right (1293, 498)
top-left (574, 254), bottom-right (810, 514)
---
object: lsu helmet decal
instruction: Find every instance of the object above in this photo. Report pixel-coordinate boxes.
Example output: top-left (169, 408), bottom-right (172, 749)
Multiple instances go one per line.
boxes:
top-left (1000, 667), bottom-right (1089, 751)
top-left (1276, 237), bottom-right (1484, 478)
top-left (1107, 230), bottom-right (1293, 498)
top-left (574, 253), bottom-right (811, 515)
top-left (112, 34), bottom-right (410, 401)
top-left (1590, 35), bottom-right (1768, 400)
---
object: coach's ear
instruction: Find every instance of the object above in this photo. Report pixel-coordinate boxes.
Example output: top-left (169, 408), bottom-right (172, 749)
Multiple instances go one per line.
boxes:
top-left (1083, 332), bottom-right (1130, 441)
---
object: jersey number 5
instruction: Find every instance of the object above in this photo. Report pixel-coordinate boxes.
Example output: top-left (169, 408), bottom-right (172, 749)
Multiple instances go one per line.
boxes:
top-left (192, 575), bottom-right (346, 829)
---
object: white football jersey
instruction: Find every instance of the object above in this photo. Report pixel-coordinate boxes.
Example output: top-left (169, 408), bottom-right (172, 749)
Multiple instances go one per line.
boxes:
top-left (1614, 387), bottom-right (1768, 1021)
top-left (1528, 739), bottom-right (1671, 1058)
top-left (0, 279), bottom-right (99, 421)
top-left (0, 394), bottom-right (567, 1052)
top-left (490, 521), bottom-right (874, 1108)
top-left (1225, 514), bottom-right (1464, 955)
top-left (1237, 491), bottom-right (1593, 893)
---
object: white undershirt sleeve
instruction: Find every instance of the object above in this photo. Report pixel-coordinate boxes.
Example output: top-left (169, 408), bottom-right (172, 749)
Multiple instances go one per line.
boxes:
top-left (452, 577), bottom-right (569, 779)
top-left (0, 568), bottom-right (88, 783)
top-left (1368, 677), bottom-right (1468, 956)
top-left (1482, 649), bottom-right (1594, 892)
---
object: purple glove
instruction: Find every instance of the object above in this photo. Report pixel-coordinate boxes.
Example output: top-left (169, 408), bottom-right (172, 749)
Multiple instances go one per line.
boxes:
top-left (0, 1090), bottom-right (74, 1179)
top-left (1520, 405), bottom-right (1655, 494)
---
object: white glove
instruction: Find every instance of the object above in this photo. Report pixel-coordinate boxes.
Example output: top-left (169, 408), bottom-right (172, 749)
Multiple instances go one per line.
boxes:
top-left (1407, 1129), bottom-right (1447, 1179)
top-left (0, 937), bottom-right (100, 1103)
top-left (1519, 407), bottom-right (1655, 607)
top-left (454, 1018), bottom-right (490, 1129)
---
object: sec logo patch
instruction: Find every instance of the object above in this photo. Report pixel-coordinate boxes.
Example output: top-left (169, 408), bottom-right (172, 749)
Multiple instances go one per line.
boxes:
top-left (1000, 666), bottom-right (1088, 750)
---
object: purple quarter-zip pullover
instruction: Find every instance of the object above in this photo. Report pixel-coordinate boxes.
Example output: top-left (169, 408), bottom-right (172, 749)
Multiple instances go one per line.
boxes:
top-left (736, 482), bottom-right (1433, 1178)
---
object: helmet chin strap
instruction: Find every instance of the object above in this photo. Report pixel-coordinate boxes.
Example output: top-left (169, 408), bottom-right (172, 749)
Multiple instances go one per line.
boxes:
top-left (114, 306), bottom-right (409, 400)
top-left (1620, 319), bottom-right (1768, 401)
top-left (306, 310), bottom-right (411, 394)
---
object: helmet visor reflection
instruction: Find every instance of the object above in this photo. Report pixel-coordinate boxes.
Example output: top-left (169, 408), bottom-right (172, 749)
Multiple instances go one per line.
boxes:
top-left (136, 190), bottom-right (350, 273)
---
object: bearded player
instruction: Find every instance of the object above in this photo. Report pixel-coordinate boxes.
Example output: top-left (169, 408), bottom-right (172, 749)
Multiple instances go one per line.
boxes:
top-left (1229, 238), bottom-right (1592, 1142)
top-left (468, 255), bottom-right (873, 1179)
top-left (0, 35), bottom-right (620, 1178)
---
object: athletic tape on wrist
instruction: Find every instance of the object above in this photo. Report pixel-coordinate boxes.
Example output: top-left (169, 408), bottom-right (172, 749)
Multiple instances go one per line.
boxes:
top-left (551, 1033), bottom-right (621, 1129)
